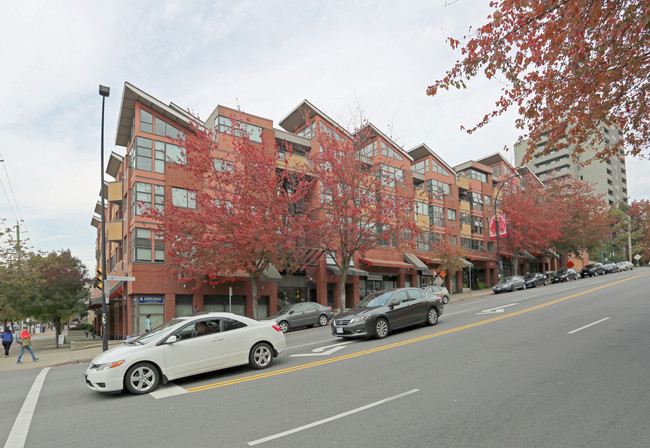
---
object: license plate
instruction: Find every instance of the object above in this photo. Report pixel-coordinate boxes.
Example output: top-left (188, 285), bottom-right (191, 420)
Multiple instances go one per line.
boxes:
top-left (336, 328), bottom-right (343, 334)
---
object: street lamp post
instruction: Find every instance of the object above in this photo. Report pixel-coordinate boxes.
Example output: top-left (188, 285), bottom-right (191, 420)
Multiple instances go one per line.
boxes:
top-left (494, 173), bottom-right (520, 280)
top-left (99, 84), bottom-right (110, 352)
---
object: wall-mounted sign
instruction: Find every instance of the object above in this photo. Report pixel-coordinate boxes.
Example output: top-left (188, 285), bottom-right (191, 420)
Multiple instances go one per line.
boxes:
top-left (136, 295), bottom-right (164, 304)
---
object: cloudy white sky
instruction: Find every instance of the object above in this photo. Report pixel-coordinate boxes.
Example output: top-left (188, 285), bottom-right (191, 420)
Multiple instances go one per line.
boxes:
top-left (1, 0), bottom-right (648, 272)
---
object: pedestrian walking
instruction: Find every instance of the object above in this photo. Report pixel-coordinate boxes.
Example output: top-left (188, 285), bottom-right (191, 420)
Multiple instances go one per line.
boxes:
top-left (145, 315), bottom-right (152, 332)
top-left (193, 306), bottom-right (199, 313)
top-left (2, 326), bottom-right (13, 358)
top-left (16, 326), bottom-right (38, 364)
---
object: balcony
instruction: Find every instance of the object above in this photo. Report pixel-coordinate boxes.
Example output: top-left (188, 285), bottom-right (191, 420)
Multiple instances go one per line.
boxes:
top-left (107, 181), bottom-right (123, 204)
top-left (106, 220), bottom-right (122, 242)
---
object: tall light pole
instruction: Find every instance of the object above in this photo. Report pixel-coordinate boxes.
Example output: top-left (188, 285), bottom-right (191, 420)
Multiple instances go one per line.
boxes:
top-left (494, 172), bottom-right (520, 280)
top-left (99, 84), bottom-right (110, 351)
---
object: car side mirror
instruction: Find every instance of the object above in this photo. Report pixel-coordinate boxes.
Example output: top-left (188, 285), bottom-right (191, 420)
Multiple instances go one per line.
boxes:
top-left (289, 311), bottom-right (294, 315)
top-left (166, 334), bottom-right (180, 344)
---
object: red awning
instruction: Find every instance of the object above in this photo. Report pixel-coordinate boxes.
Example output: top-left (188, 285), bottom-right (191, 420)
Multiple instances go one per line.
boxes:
top-left (359, 257), bottom-right (414, 269)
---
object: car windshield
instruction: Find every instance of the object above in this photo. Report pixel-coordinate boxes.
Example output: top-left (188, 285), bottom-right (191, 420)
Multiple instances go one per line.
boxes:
top-left (357, 291), bottom-right (393, 307)
top-left (128, 318), bottom-right (187, 345)
top-left (524, 273), bottom-right (536, 279)
top-left (556, 269), bottom-right (567, 275)
top-left (497, 277), bottom-right (514, 285)
top-left (276, 304), bottom-right (295, 315)
top-left (584, 264), bottom-right (595, 269)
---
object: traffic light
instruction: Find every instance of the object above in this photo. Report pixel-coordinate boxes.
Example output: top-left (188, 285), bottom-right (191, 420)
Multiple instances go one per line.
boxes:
top-left (95, 268), bottom-right (103, 291)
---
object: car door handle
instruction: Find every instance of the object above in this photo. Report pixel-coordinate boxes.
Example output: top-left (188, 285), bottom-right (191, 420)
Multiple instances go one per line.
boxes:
top-left (211, 337), bottom-right (224, 342)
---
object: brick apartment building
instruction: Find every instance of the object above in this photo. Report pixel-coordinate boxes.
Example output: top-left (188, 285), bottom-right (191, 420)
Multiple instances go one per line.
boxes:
top-left (91, 82), bottom-right (561, 339)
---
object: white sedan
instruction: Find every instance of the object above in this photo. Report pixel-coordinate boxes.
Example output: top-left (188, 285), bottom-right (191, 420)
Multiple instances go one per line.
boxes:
top-left (84, 312), bottom-right (286, 395)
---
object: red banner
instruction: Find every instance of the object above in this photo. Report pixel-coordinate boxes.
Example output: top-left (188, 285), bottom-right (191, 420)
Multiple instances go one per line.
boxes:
top-left (488, 213), bottom-right (507, 240)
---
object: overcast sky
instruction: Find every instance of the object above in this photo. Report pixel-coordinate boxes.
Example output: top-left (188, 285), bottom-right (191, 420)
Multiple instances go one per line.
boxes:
top-left (1, 0), bottom-right (648, 272)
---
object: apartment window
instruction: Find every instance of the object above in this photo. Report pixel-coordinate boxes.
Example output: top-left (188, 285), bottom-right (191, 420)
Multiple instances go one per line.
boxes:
top-left (134, 137), bottom-right (153, 171)
top-left (468, 192), bottom-right (484, 211)
top-left (412, 159), bottom-right (429, 174)
top-left (360, 141), bottom-right (377, 158)
top-left (155, 117), bottom-right (182, 139)
top-left (379, 164), bottom-right (404, 188)
top-left (131, 228), bottom-right (164, 263)
top-left (133, 182), bottom-right (165, 216)
top-left (426, 179), bottom-right (451, 196)
top-left (171, 188), bottom-right (197, 209)
top-left (462, 169), bottom-right (487, 183)
top-left (319, 121), bottom-right (345, 142)
top-left (140, 109), bottom-right (153, 134)
top-left (216, 116), bottom-right (262, 143)
top-left (414, 201), bottom-right (429, 216)
top-left (429, 205), bottom-right (444, 227)
top-left (296, 122), bottom-right (315, 139)
top-left (484, 195), bottom-right (492, 207)
top-left (416, 232), bottom-right (430, 252)
top-left (165, 143), bottom-right (185, 165)
top-left (492, 165), bottom-right (502, 179)
top-left (214, 158), bottom-right (234, 173)
top-left (431, 160), bottom-right (450, 176)
top-left (447, 209), bottom-right (457, 221)
top-left (470, 215), bottom-right (484, 235)
top-left (381, 141), bottom-right (403, 161)
top-left (460, 213), bottom-right (471, 225)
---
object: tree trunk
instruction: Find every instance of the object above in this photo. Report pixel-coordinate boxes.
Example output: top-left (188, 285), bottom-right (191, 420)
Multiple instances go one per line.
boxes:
top-left (338, 258), bottom-right (351, 312)
top-left (54, 317), bottom-right (62, 349)
top-left (251, 276), bottom-right (259, 320)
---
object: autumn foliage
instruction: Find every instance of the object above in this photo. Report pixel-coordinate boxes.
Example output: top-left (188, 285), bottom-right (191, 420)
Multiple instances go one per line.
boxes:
top-left (307, 120), bottom-right (419, 311)
top-left (150, 121), bottom-right (314, 319)
top-left (428, 1), bottom-right (650, 162)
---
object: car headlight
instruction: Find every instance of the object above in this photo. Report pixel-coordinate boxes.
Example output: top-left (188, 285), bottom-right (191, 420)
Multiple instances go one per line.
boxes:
top-left (349, 316), bottom-right (369, 324)
top-left (95, 360), bottom-right (125, 371)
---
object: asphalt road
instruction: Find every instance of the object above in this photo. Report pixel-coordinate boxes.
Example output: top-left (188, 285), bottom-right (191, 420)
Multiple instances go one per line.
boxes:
top-left (2, 269), bottom-right (649, 448)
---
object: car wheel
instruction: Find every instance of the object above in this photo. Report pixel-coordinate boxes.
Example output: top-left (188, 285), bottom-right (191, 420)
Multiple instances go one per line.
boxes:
top-left (374, 318), bottom-right (389, 339)
top-left (509, 285), bottom-right (514, 292)
top-left (278, 320), bottom-right (290, 333)
top-left (443, 295), bottom-right (449, 304)
top-left (124, 362), bottom-right (159, 395)
top-left (249, 342), bottom-right (273, 369)
top-left (318, 314), bottom-right (329, 327)
top-left (426, 307), bottom-right (439, 326)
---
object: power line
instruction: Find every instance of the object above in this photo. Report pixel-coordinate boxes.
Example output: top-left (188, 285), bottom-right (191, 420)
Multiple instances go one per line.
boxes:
top-left (0, 154), bottom-right (32, 247)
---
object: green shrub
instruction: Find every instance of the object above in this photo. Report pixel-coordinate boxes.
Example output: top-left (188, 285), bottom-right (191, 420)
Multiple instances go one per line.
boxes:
top-left (477, 282), bottom-right (488, 290)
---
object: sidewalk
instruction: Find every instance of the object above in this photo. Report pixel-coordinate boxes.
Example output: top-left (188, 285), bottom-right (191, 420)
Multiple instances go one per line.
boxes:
top-left (1, 288), bottom-right (495, 373)
top-left (0, 330), bottom-right (121, 373)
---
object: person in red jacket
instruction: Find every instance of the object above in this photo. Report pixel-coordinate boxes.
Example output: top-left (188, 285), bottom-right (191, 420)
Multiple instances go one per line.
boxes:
top-left (16, 326), bottom-right (38, 364)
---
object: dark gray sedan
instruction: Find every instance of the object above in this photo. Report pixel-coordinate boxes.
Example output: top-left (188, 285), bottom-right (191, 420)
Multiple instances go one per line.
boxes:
top-left (492, 276), bottom-right (526, 293)
top-left (270, 302), bottom-right (334, 333)
top-left (331, 288), bottom-right (443, 339)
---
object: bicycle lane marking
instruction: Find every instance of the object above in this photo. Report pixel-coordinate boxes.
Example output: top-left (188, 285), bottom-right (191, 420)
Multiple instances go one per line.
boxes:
top-left (187, 273), bottom-right (649, 393)
top-left (4, 368), bottom-right (50, 448)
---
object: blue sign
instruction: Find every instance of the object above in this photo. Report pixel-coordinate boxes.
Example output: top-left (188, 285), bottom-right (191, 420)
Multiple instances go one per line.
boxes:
top-left (137, 295), bottom-right (164, 304)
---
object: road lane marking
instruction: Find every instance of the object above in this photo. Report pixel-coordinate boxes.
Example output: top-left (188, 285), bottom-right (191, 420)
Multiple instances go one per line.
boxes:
top-left (4, 368), bottom-right (50, 448)
top-left (247, 389), bottom-right (419, 446)
top-left (186, 272), bottom-right (650, 394)
top-left (285, 339), bottom-right (340, 351)
top-left (290, 341), bottom-right (351, 357)
top-left (568, 317), bottom-right (610, 334)
top-left (477, 303), bottom-right (518, 315)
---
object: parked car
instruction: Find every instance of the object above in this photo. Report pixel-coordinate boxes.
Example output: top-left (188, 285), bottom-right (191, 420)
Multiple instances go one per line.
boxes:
top-left (492, 276), bottom-right (526, 293)
top-left (84, 312), bottom-right (285, 395)
top-left (580, 263), bottom-right (604, 277)
top-left (269, 302), bottom-right (334, 333)
top-left (524, 272), bottom-right (547, 288)
top-left (602, 262), bottom-right (620, 274)
top-left (552, 268), bottom-right (578, 283)
top-left (423, 285), bottom-right (451, 304)
top-left (331, 288), bottom-right (443, 339)
top-left (616, 261), bottom-right (634, 271)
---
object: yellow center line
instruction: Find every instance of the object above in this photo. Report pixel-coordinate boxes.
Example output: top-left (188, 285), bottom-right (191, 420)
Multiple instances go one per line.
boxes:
top-left (187, 273), bottom-right (649, 393)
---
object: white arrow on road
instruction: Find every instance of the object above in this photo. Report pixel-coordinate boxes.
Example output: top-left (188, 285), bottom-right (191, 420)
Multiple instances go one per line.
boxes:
top-left (291, 341), bottom-right (351, 357)
top-left (477, 303), bottom-right (519, 315)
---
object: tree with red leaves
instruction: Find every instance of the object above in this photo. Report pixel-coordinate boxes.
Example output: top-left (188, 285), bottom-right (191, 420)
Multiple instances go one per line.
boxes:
top-left (544, 176), bottom-right (610, 259)
top-left (150, 121), bottom-right (314, 319)
top-left (628, 200), bottom-right (650, 263)
top-left (499, 174), bottom-right (564, 273)
top-left (430, 226), bottom-right (466, 281)
top-left (307, 122), bottom-right (418, 311)
top-left (428, 1), bottom-right (649, 162)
